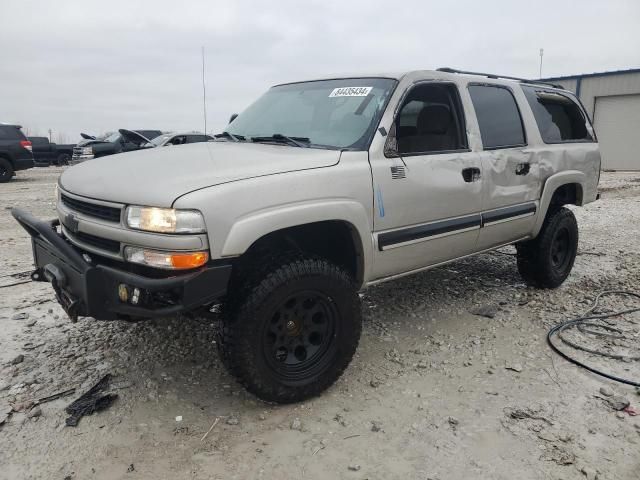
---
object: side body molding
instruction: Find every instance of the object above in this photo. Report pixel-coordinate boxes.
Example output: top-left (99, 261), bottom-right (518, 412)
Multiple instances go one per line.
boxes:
top-left (221, 200), bottom-right (374, 284)
top-left (533, 170), bottom-right (586, 237)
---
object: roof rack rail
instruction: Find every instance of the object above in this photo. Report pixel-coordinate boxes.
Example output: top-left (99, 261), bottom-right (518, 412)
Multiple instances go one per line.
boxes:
top-left (436, 67), bottom-right (564, 89)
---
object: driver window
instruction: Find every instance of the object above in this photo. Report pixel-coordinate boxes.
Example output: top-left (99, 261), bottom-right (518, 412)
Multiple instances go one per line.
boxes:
top-left (396, 83), bottom-right (467, 155)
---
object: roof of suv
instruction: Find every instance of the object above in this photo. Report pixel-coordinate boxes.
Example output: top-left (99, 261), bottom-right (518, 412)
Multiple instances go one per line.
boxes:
top-left (277, 68), bottom-right (565, 91)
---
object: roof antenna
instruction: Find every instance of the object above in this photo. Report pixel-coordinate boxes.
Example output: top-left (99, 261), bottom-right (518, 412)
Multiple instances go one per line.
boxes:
top-left (201, 46), bottom-right (208, 135)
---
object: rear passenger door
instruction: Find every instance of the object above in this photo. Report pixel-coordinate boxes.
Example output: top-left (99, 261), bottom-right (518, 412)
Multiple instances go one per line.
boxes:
top-left (468, 84), bottom-right (539, 250)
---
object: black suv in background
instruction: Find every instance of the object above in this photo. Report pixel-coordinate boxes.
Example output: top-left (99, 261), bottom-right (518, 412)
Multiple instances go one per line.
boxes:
top-left (71, 130), bottom-right (162, 164)
top-left (0, 124), bottom-right (34, 182)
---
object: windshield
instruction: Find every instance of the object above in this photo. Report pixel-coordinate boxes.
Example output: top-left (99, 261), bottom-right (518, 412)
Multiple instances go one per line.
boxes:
top-left (226, 78), bottom-right (397, 150)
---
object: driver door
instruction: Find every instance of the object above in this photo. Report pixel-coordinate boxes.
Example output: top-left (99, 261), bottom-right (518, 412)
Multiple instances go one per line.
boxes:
top-left (369, 82), bottom-right (483, 280)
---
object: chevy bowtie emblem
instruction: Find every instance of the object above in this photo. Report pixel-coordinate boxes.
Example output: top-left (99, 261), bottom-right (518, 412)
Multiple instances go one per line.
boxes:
top-left (64, 213), bottom-right (79, 233)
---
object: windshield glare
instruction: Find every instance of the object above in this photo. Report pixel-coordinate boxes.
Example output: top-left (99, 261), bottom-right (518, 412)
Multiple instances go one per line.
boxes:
top-left (226, 78), bottom-right (397, 150)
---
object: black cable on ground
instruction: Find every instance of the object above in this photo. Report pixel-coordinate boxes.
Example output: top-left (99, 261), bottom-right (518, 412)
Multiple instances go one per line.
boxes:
top-left (547, 290), bottom-right (640, 387)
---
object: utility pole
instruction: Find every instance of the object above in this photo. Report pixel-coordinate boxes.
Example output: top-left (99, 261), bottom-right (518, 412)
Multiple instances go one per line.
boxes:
top-left (48, 128), bottom-right (52, 142)
top-left (539, 48), bottom-right (544, 79)
top-left (201, 46), bottom-right (207, 135)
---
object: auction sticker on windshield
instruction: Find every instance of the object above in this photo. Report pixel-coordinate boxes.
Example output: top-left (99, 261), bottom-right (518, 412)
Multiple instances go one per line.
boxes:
top-left (329, 87), bottom-right (373, 97)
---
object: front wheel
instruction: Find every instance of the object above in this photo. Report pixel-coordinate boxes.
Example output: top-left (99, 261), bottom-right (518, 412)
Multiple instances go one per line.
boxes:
top-left (218, 256), bottom-right (362, 403)
top-left (516, 207), bottom-right (578, 288)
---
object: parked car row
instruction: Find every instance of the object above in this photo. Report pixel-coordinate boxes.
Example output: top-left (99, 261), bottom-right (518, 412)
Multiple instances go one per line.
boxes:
top-left (70, 130), bottom-right (214, 164)
top-left (0, 124), bottom-right (213, 182)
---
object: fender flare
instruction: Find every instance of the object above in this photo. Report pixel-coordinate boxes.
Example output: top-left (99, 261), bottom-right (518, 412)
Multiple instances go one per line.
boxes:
top-left (532, 170), bottom-right (586, 237)
top-left (221, 200), bottom-right (373, 284)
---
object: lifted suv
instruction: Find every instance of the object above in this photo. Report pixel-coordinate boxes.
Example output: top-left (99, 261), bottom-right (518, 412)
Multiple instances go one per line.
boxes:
top-left (0, 124), bottom-right (34, 182)
top-left (13, 68), bottom-right (600, 403)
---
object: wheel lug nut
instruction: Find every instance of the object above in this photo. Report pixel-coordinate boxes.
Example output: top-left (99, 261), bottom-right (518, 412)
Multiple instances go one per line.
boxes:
top-left (286, 320), bottom-right (295, 330)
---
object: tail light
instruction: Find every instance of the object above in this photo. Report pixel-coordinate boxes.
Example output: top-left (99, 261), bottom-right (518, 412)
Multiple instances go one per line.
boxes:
top-left (20, 140), bottom-right (32, 152)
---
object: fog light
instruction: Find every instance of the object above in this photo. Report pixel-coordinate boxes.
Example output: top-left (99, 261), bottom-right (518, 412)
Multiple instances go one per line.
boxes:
top-left (124, 246), bottom-right (209, 270)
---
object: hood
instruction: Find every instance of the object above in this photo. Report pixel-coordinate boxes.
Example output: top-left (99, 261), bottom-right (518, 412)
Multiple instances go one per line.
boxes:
top-left (119, 128), bottom-right (152, 146)
top-left (60, 141), bottom-right (341, 207)
top-left (80, 133), bottom-right (96, 140)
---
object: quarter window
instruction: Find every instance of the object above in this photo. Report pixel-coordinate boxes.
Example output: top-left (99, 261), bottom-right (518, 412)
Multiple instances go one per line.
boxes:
top-left (468, 85), bottom-right (526, 149)
top-left (522, 86), bottom-right (593, 143)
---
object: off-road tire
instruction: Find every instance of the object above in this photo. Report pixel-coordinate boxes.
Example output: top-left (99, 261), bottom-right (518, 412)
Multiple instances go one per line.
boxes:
top-left (516, 207), bottom-right (578, 288)
top-left (0, 158), bottom-right (14, 183)
top-left (218, 255), bottom-right (362, 403)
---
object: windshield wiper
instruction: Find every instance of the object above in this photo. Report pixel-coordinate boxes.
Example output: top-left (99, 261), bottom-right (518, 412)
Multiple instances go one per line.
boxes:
top-left (214, 131), bottom-right (245, 142)
top-left (250, 134), bottom-right (310, 148)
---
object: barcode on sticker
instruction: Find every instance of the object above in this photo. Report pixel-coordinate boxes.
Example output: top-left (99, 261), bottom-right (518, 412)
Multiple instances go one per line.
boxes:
top-left (329, 87), bottom-right (373, 97)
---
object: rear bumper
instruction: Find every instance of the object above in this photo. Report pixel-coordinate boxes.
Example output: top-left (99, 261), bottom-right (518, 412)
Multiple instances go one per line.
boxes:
top-left (12, 208), bottom-right (231, 321)
top-left (13, 157), bottom-right (34, 171)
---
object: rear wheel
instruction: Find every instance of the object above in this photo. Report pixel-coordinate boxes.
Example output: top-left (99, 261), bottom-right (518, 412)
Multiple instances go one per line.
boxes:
top-left (0, 158), bottom-right (14, 183)
top-left (516, 207), bottom-right (578, 288)
top-left (218, 255), bottom-right (361, 403)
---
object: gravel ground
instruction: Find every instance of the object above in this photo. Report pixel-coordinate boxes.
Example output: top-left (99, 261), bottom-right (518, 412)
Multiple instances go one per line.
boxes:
top-left (1, 167), bottom-right (639, 480)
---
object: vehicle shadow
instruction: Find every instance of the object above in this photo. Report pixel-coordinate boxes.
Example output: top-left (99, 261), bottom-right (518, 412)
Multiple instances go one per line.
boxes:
top-left (114, 250), bottom-right (523, 406)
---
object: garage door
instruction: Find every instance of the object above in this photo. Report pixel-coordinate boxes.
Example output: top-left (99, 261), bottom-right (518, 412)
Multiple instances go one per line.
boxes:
top-left (594, 94), bottom-right (640, 170)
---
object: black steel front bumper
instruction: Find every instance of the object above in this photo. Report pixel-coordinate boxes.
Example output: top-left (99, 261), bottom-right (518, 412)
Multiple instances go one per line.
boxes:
top-left (11, 208), bottom-right (232, 321)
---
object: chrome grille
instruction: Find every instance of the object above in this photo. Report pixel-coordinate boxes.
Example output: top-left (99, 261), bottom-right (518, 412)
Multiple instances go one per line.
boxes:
top-left (61, 193), bottom-right (121, 223)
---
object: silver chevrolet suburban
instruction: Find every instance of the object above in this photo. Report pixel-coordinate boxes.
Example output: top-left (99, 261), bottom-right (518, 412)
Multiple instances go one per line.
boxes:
top-left (13, 68), bottom-right (600, 403)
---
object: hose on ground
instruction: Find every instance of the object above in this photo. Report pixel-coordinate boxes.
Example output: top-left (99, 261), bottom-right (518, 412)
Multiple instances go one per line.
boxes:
top-left (547, 290), bottom-right (640, 387)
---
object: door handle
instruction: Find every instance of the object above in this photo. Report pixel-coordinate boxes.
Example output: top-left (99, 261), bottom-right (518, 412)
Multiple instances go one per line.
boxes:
top-left (515, 162), bottom-right (530, 175)
top-left (461, 167), bottom-right (481, 183)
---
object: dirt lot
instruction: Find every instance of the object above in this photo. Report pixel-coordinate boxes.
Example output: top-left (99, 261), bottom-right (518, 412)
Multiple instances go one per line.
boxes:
top-left (1, 167), bottom-right (639, 480)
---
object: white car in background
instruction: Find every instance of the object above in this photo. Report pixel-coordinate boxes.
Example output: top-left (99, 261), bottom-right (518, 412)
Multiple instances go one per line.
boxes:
top-left (119, 130), bottom-right (214, 148)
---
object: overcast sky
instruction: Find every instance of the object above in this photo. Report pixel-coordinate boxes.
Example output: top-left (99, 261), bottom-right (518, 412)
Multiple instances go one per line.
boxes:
top-left (1, 0), bottom-right (638, 142)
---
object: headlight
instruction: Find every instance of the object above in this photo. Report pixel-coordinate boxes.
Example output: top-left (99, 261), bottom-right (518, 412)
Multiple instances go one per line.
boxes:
top-left (83, 147), bottom-right (93, 155)
top-left (124, 246), bottom-right (209, 270)
top-left (125, 206), bottom-right (206, 234)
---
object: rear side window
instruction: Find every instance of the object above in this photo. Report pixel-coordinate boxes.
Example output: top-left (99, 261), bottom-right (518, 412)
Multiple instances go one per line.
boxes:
top-left (0, 126), bottom-right (26, 140)
top-left (468, 85), bottom-right (526, 149)
top-left (522, 87), bottom-right (593, 143)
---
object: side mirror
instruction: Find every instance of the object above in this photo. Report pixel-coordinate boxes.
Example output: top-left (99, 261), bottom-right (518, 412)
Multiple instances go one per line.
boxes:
top-left (229, 113), bottom-right (238, 124)
top-left (383, 123), bottom-right (399, 157)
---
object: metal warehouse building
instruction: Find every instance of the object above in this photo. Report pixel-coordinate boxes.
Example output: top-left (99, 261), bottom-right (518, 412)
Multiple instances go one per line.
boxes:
top-left (541, 68), bottom-right (640, 170)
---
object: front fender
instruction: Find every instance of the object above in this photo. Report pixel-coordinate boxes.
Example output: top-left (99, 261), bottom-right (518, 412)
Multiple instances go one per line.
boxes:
top-left (533, 170), bottom-right (586, 237)
top-left (221, 200), bottom-right (374, 283)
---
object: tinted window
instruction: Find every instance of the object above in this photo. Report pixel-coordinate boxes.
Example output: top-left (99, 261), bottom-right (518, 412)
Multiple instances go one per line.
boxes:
top-left (395, 83), bottom-right (467, 154)
top-left (468, 85), bottom-right (525, 149)
top-left (522, 87), bottom-right (592, 143)
top-left (187, 135), bottom-right (208, 143)
top-left (0, 126), bottom-right (26, 140)
top-left (29, 137), bottom-right (49, 145)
